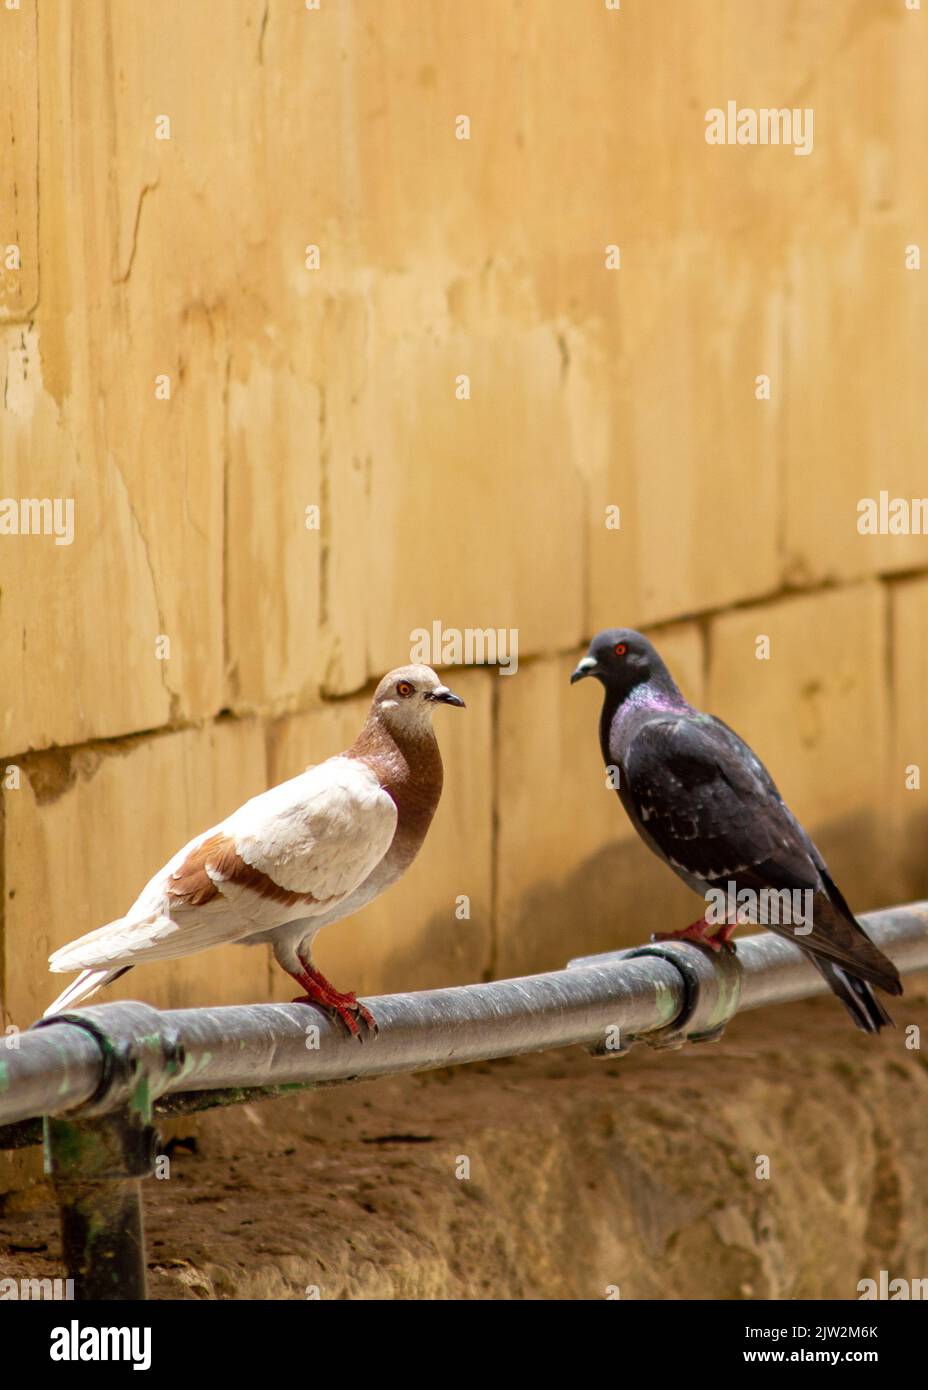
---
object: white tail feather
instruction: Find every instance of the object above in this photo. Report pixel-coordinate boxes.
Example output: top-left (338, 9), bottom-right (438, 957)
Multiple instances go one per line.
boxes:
top-left (43, 967), bottom-right (126, 1018)
top-left (48, 915), bottom-right (139, 972)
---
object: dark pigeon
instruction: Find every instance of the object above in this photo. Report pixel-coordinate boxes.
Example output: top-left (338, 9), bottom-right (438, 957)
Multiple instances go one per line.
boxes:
top-left (571, 628), bottom-right (902, 1033)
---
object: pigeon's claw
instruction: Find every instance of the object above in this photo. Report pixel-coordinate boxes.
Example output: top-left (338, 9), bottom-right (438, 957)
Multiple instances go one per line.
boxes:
top-left (353, 998), bottom-right (379, 1033)
top-left (326, 989), bottom-right (379, 1038)
top-left (290, 964), bottom-right (378, 1042)
top-left (652, 916), bottom-right (729, 953)
top-left (713, 919), bottom-right (739, 953)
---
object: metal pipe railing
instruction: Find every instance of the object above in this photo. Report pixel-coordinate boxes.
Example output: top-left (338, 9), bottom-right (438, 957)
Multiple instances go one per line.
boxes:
top-left (1, 901), bottom-right (926, 1299)
top-left (2, 900), bottom-right (927, 1132)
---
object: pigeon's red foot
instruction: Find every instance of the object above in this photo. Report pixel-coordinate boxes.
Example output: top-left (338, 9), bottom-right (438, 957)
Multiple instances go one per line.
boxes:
top-left (653, 916), bottom-right (736, 953)
top-left (289, 964), bottom-right (378, 1041)
top-left (713, 917), bottom-right (738, 949)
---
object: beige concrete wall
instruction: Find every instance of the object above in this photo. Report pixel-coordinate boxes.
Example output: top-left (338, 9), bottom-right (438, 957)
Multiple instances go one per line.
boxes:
top-left (2, 1), bottom-right (927, 1037)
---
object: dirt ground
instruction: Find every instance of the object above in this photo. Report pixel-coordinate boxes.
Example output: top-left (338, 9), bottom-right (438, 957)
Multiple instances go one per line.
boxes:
top-left (2, 986), bottom-right (927, 1300)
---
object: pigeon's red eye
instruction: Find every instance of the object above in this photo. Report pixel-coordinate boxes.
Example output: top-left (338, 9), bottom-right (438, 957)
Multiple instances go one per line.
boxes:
top-left (396, 680), bottom-right (414, 698)
top-left (614, 643), bottom-right (627, 656)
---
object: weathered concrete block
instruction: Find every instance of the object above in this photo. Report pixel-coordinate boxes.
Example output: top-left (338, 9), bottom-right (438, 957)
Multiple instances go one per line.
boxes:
top-left (0, 1), bottom-right (38, 320)
top-left (783, 234), bottom-right (928, 586)
top-left (0, 325), bottom-right (178, 756)
top-left (586, 243), bottom-right (782, 630)
top-left (359, 316), bottom-right (586, 676)
top-left (225, 358), bottom-right (323, 711)
top-left (1, 719), bottom-right (268, 1029)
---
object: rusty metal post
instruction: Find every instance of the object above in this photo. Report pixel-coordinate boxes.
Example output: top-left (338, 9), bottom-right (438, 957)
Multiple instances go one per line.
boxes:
top-left (44, 1106), bottom-right (158, 1300)
top-left (34, 1001), bottom-right (179, 1301)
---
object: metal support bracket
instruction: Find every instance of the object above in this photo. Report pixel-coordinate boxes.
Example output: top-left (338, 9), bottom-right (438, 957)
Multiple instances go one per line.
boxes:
top-left (32, 1000), bottom-right (186, 1116)
top-left (33, 1001), bottom-right (185, 1301)
top-left (570, 940), bottom-right (743, 1056)
top-left (622, 942), bottom-right (742, 1049)
top-left (44, 1107), bottom-right (158, 1299)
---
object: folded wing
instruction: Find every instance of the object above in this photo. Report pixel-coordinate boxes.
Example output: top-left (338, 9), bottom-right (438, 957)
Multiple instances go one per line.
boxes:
top-left (48, 756), bottom-right (397, 972)
top-left (623, 714), bottom-right (899, 993)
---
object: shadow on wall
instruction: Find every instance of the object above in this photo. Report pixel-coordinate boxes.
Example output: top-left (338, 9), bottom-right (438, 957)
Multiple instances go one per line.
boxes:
top-left (457, 804), bottom-right (905, 984)
top-left (899, 806), bottom-right (928, 907)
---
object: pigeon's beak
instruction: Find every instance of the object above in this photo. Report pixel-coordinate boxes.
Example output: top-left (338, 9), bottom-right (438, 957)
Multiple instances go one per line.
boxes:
top-left (427, 685), bottom-right (466, 708)
top-left (570, 656), bottom-right (599, 685)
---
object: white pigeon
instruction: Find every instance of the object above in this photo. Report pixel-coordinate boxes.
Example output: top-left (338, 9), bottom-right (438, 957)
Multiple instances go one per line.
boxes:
top-left (45, 665), bottom-right (465, 1037)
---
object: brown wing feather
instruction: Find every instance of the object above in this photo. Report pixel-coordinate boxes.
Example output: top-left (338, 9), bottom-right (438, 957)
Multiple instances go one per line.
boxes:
top-left (166, 833), bottom-right (337, 910)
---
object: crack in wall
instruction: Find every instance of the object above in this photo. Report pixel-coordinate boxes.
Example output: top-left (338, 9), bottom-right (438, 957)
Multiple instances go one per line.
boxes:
top-left (112, 179), bottom-right (159, 286)
top-left (0, 0), bottom-right (39, 324)
top-left (257, 1), bottom-right (270, 65)
top-left (221, 351), bottom-right (235, 700)
top-left (485, 676), bottom-right (501, 982)
top-left (107, 446), bottom-right (181, 713)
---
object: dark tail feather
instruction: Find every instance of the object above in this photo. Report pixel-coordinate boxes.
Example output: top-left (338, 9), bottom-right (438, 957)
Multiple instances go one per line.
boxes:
top-left (811, 956), bottom-right (895, 1033)
top-left (815, 872), bottom-right (903, 996)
